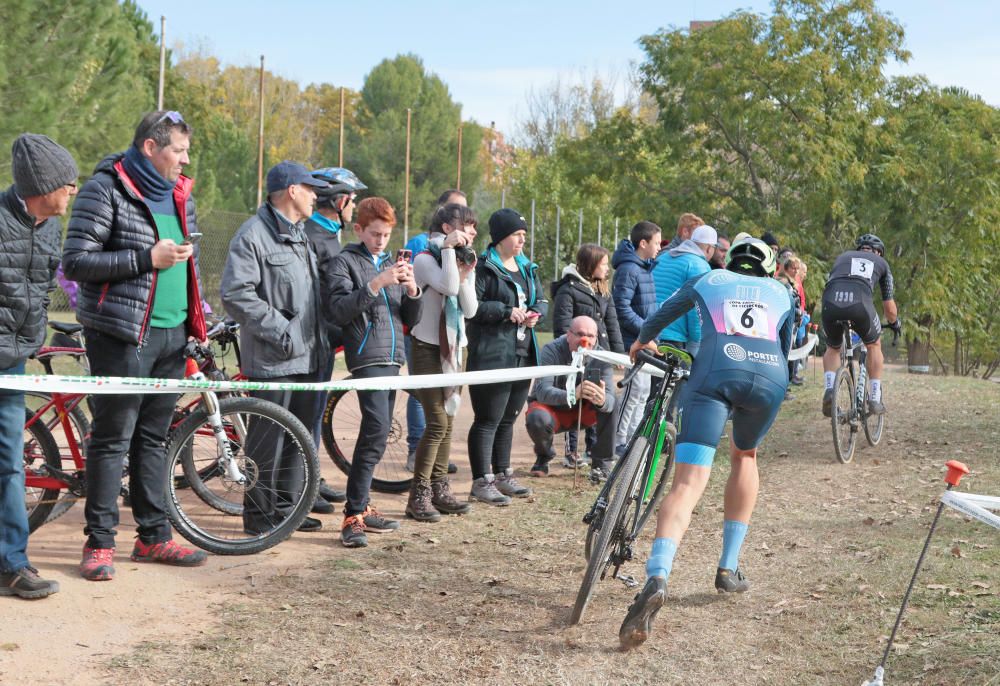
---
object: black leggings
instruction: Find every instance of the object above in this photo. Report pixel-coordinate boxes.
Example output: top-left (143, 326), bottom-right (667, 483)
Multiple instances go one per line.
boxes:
top-left (467, 375), bottom-right (531, 480)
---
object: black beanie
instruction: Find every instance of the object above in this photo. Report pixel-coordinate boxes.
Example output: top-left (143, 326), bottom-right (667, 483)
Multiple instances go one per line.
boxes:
top-left (488, 208), bottom-right (528, 246)
top-left (11, 133), bottom-right (79, 198)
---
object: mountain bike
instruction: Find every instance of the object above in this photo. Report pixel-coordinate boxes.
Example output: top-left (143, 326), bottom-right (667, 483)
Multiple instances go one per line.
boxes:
top-left (830, 321), bottom-right (899, 464)
top-left (570, 344), bottom-right (690, 625)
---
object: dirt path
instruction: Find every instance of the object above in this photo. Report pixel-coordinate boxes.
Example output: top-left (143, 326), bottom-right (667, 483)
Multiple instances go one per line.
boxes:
top-left (3, 362), bottom-right (998, 685)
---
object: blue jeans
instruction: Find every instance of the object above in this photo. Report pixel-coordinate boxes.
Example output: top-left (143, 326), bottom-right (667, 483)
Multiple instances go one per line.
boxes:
top-left (404, 336), bottom-right (425, 454)
top-left (0, 363), bottom-right (29, 573)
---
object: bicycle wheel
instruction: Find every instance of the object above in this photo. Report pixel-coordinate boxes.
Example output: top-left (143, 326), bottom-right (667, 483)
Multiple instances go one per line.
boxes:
top-left (863, 386), bottom-right (885, 447)
top-left (23, 408), bottom-right (61, 532)
top-left (165, 396), bottom-right (319, 555)
top-left (24, 392), bottom-right (89, 524)
top-left (635, 422), bottom-right (676, 535)
top-left (322, 387), bottom-right (412, 494)
top-left (831, 367), bottom-right (857, 464)
top-left (571, 436), bottom-right (648, 625)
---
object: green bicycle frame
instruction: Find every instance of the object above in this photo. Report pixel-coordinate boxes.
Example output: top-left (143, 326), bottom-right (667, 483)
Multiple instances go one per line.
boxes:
top-left (635, 343), bottom-right (691, 502)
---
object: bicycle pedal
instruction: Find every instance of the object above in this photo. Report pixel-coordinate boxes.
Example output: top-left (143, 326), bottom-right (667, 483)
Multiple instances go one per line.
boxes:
top-left (617, 573), bottom-right (639, 589)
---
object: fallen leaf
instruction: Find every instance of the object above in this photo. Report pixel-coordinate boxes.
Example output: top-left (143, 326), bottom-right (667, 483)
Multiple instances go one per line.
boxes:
top-left (863, 517), bottom-right (876, 526)
top-left (951, 546), bottom-right (964, 558)
top-left (971, 582), bottom-right (990, 589)
top-left (926, 584), bottom-right (948, 591)
top-left (0, 643), bottom-right (18, 651)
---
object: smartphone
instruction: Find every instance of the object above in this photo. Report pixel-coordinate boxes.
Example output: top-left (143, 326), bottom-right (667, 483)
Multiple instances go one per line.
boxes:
top-left (396, 248), bottom-right (412, 263)
top-left (526, 310), bottom-right (540, 319)
top-left (584, 365), bottom-right (602, 384)
top-left (183, 232), bottom-right (203, 245)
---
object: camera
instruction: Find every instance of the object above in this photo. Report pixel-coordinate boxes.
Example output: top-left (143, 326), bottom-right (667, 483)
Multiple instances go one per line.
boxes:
top-left (455, 245), bottom-right (477, 266)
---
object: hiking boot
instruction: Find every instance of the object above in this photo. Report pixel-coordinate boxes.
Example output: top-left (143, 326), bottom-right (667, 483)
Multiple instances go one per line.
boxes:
top-left (821, 388), bottom-right (834, 417)
top-left (131, 539), bottom-right (208, 566)
top-left (405, 451), bottom-right (416, 473)
top-left (297, 516), bottom-right (323, 532)
top-left (496, 468), bottom-right (531, 498)
top-left (340, 514), bottom-right (368, 548)
top-left (362, 505), bottom-right (400, 533)
top-left (619, 576), bottom-right (668, 651)
top-left (529, 461), bottom-right (550, 478)
top-left (868, 398), bottom-right (886, 415)
top-left (80, 546), bottom-right (115, 581)
top-left (430, 478), bottom-right (471, 515)
top-left (406, 479), bottom-right (442, 522)
top-left (0, 566), bottom-right (59, 599)
top-left (312, 494), bottom-right (335, 515)
top-left (469, 475), bottom-right (512, 506)
top-left (715, 567), bottom-right (750, 593)
top-left (447, 461), bottom-right (458, 474)
top-left (318, 478), bottom-right (346, 503)
top-left (589, 466), bottom-right (610, 485)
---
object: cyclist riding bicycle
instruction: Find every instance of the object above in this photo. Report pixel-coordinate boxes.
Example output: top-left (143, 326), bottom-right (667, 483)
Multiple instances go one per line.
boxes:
top-left (619, 233), bottom-right (795, 650)
top-left (820, 233), bottom-right (900, 417)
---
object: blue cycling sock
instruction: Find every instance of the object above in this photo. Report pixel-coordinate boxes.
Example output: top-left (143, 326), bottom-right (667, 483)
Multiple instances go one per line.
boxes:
top-left (719, 520), bottom-right (749, 571)
top-left (646, 537), bottom-right (678, 581)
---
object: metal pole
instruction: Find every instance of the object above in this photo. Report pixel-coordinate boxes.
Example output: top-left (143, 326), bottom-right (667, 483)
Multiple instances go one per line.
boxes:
top-left (338, 86), bottom-right (345, 167)
top-left (577, 208), bottom-right (583, 246)
top-left (597, 215), bottom-right (602, 247)
top-left (554, 206), bottom-right (561, 277)
top-left (614, 218), bottom-right (620, 247)
top-left (529, 199), bottom-right (536, 262)
top-left (255, 55), bottom-right (265, 208)
top-left (456, 123), bottom-right (463, 191)
top-left (157, 16), bottom-right (166, 110)
top-left (404, 108), bottom-right (411, 242)
top-left (501, 188), bottom-right (506, 207)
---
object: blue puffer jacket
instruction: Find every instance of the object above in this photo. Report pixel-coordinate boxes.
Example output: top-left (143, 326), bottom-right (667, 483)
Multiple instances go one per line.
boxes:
top-left (651, 240), bottom-right (710, 342)
top-left (611, 239), bottom-right (658, 349)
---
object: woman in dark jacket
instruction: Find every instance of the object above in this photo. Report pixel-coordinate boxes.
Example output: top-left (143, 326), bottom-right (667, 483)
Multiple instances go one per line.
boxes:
top-left (549, 243), bottom-right (622, 468)
top-left (466, 209), bottom-right (547, 505)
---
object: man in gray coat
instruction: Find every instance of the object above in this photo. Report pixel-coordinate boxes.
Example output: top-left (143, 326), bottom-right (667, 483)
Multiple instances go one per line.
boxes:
top-left (221, 161), bottom-right (331, 534)
top-left (525, 316), bottom-right (616, 478)
top-left (1, 134), bottom-right (77, 599)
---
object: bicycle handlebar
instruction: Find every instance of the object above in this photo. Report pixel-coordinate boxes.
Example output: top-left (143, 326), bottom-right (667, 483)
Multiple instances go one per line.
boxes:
top-left (617, 349), bottom-right (672, 389)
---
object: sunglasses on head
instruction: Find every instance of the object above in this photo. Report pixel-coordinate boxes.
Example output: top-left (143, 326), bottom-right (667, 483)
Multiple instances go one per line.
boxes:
top-left (153, 110), bottom-right (185, 127)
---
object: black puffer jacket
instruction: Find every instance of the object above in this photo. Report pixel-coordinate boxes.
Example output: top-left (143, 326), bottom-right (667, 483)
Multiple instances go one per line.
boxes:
top-left (62, 154), bottom-right (206, 345)
top-left (0, 187), bottom-right (62, 369)
top-left (550, 265), bottom-right (624, 353)
top-left (324, 242), bottom-right (422, 372)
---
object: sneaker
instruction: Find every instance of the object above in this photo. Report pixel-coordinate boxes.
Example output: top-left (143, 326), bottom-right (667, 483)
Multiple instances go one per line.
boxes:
top-left (340, 514), bottom-right (368, 548)
top-left (318, 478), bottom-right (346, 503)
top-left (714, 567), bottom-right (750, 593)
top-left (447, 461), bottom-right (458, 474)
top-left (562, 453), bottom-right (585, 469)
top-left (821, 388), bottom-right (834, 417)
top-left (790, 376), bottom-right (804, 386)
top-left (297, 516), bottom-right (323, 532)
top-left (80, 546), bottom-right (115, 581)
top-left (311, 495), bottom-right (335, 515)
top-left (614, 443), bottom-right (627, 459)
top-left (495, 469), bottom-right (531, 498)
top-left (131, 539), bottom-right (208, 566)
top-left (0, 566), bottom-right (59, 599)
top-left (589, 466), bottom-right (610, 485)
top-left (867, 398), bottom-right (886, 415)
top-left (362, 505), bottom-right (400, 533)
top-left (619, 576), bottom-right (668, 651)
top-left (405, 451), bottom-right (416, 473)
top-left (469, 475), bottom-right (512, 506)
top-left (529, 461), bottom-right (549, 478)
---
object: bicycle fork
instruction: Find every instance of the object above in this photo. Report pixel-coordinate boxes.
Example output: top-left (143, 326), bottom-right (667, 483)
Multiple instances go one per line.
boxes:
top-left (187, 366), bottom-right (248, 485)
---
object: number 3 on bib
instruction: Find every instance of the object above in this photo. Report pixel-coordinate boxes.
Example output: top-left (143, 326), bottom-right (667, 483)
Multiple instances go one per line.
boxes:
top-left (724, 300), bottom-right (770, 339)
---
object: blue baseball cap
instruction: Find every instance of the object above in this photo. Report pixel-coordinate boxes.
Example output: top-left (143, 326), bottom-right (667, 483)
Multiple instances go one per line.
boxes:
top-left (266, 160), bottom-right (330, 193)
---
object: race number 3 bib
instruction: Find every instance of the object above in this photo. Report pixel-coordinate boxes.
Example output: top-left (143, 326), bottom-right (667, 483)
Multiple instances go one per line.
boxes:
top-left (851, 257), bottom-right (874, 280)
top-left (724, 300), bottom-right (770, 339)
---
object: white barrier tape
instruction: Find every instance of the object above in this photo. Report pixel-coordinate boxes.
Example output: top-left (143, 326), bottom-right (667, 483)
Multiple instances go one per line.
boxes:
top-left (583, 333), bottom-right (818, 371)
top-left (788, 333), bottom-right (818, 362)
top-left (0, 364), bottom-right (581, 395)
top-left (941, 491), bottom-right (1000, 530)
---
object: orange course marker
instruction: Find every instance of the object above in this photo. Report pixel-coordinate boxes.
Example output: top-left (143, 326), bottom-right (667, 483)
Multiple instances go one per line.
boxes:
top-left (944, 460), bottom-right (969, 487)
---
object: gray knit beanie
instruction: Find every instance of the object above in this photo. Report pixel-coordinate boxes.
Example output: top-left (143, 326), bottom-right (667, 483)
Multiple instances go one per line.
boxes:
top-left (11, 133), bottom-right (79, 197)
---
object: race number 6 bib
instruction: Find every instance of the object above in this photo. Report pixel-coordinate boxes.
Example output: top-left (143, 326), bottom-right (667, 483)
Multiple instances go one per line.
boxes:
top-left (724, 300), bottom-right (770, 339)
top-left (851, 257), bottom-right (874, 280)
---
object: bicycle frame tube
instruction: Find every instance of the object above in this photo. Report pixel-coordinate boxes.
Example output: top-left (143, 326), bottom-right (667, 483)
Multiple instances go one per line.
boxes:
top-left (25, 392), bottom-right (88, 469)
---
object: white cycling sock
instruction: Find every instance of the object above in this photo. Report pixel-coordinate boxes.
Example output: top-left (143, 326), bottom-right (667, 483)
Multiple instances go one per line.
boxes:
top-left (824, 372), bottom-right (836, 390)
top-left (870, 379), bottom-right (882, 402)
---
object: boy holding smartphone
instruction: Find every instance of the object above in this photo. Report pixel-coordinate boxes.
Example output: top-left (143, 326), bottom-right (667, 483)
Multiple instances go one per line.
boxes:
top-left (324, 197), bottom-right (422, 548)
top-left (524, 316), bottom-right (616, 477)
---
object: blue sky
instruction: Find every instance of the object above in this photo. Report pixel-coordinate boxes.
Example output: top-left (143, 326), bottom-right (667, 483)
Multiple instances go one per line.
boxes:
top-left (135, 0), bottom-right (999, 135)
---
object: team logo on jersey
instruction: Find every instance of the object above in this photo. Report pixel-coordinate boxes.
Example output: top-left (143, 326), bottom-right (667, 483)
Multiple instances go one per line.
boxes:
top-left (707, 271), bottom-right (737, 286)
top-left (724, 343), bottom-right (747, 362)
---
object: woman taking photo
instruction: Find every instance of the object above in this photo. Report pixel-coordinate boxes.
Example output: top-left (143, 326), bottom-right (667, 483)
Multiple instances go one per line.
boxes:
top-left (406, 203), bottom-right (478, 522)
top-left (466, 209), bottom-right (547, 505)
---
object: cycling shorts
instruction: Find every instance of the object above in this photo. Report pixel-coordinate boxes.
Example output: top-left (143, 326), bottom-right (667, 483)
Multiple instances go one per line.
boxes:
top-left (674, 370), bottom-right (786, 466)
top-left (821, 281), bottom-right (882, 346)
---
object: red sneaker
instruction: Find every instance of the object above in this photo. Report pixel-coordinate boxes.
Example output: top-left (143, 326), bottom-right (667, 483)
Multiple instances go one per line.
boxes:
top-left (80, 546), bottom-right (115, 581)
top-left (130, 539), bottom-right (208, 567)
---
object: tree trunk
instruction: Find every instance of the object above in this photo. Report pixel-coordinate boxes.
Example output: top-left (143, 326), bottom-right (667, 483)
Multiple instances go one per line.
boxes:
top-left (907, 335), bottom-right (932, 374)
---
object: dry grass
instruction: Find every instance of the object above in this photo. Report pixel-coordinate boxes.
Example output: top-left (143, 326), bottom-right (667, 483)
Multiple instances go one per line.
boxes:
top-left (109, 366), bottom-right (999, 685)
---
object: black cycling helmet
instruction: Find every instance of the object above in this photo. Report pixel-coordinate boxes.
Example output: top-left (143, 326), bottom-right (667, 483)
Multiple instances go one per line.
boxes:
top-left (311, 167), bottom-right (367, 209)
top-left (726, 233), bottom-right (777, 277)
top-left (855, 233), bottom-right (885, 256)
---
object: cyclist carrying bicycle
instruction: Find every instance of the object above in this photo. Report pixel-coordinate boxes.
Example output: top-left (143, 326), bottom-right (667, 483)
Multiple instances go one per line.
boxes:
top-left (820, 234), bottom-right (900, 417)
top-left (619, 234), bottom-right (795, 650)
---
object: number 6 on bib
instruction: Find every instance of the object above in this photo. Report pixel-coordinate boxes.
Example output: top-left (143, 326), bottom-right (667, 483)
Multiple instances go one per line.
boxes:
top-left (724, 300), bottom-right (770, 339)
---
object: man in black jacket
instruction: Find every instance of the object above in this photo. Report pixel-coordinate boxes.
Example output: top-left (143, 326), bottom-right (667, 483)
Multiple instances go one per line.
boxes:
top-left (63, 111), bottom-right (208, 581)
top-left (0, 134), bottom-right (77, 600)
top-left (325, 196), bottom-right (422, 548)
